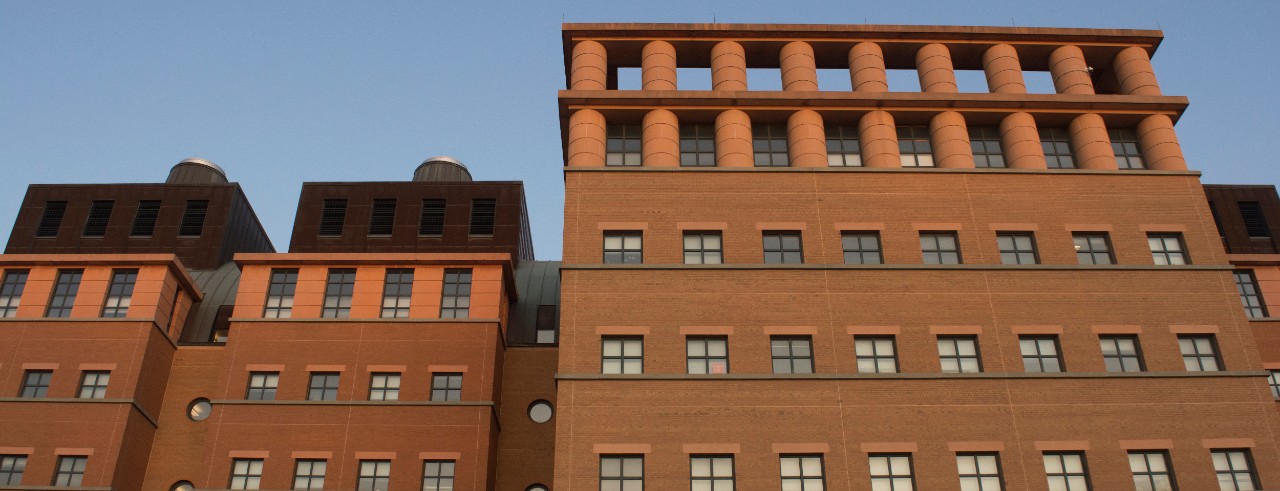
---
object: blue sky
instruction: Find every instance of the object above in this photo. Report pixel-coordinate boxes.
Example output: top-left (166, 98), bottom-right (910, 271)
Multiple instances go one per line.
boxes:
top-left (2, 1), bottom-right (1277, 259)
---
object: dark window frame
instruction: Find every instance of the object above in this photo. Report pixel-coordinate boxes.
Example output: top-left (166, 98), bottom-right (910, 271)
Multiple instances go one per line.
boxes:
top-left (1073, 233), bottom-right (1115, 265)
top-left (307, 372), bottom-right (340, 401)
top-left (604, 231), bottom-right (643, 265)
top-left (263, 268), bottom-right (299, 319)
top-left (318, 199), bottom-right (348, 237)
top-left (431, 372), bottom-right (463, 401)
top-left (1109, 127), bottom-right (1146, 169)
top-left (228, 458), bottom-right (263, 490)
top-left (100, 269), bottom-right (138, 318)
top-left (996, 232), bottom-right (1039, 265)
top-left (1211, 449), bottom-right (1259, 491)
top-left (686, 336), bottom-right (729, 374)
top-left (1043, 452), bottom-right (1092, 491)
top-left (841, 231), bottom-right (883, 265)
top-left (1148, 233), bottom-right (1190, 265)
top-left (1040, 126), bottom-right (1076, 169)
top-left (440, 268), bottom-right (472, 319)
top-left (321, 268), bottom-right (356, 319)
top-left (0, 269), bottom-right (29, 318)
top-left (920, 231), bottom-right (962, 265)
top-left (956, 452), bottom-right (1003, 491)
top-left (600, 454), bottom-right (644, 491)
top-left (178, 200), bottom-right (209, 237)
top-left (19, 370), bottom-right (52, 398)
top-left (1239, 201), bottom-right (1271, 238)
top-left (969, 126), bottom-right (1006, 168)
top-left (606, 123), bottom-right (643, 166)
top-left (770, 336), bottom-right (814, 374)
top-left (381, 268), bottom-right (414, 318)
top-left (77, 370), bottom-right (110, 399)
top-left (419, 199), bottom-right (446, 236)
top-left (0, 454), bottom-right (26, 485)
top-left (422, 460), bottom-right (457, 491)
top-left (36, 201), bottom-right (67, 238)
top-left (130, 200), bottom-right (161, 237)
top-left (356, 460), bottom-right (391, 491)
top-left (689, 454), bottom-right (734, 490)
top-left (1269, 370), bottom-right (1280, 399)
top-left (854, 336), bottom-right (899, 374)
top-left (602, 337), bottom-right (644, 375)
top-left (897, 125), bottom-right (934, 167)
top-left (1235, 270), bottom-right (1269, 318)
top-left (52, 455), bottom-right (88, 487)
top-left (1178, 335), bottom-right (1223, 371)
top-left (938, 336), bottom-right (982, 373)
top-left (469, 198), bottom-right (497, 236)
top-left (45, 269), bottom-right (83, 318)
top-left (369, 372), bottom-right (401, 401)
top-left (753, 123), bottom-right (789, 167)
top-left (1128, 451), bottom-right (1177, 491)
top-left (683, 231), bottom-right (723, 265)
top-left (368, 198), bottom-right (397, 236)
top-left (82, 200), bottom-right (114, 237)
top-left (1099, 335), bottom-right (1145, 373)
top-left (826, 124), bottom-right (862, 167)
top-left (680, 123), bottom-right (716, 167)
top-left (763, 231), bottom-right (804, 264)
top-left (1020, 335), bottom-right (1064, 373)
top-left (779, 454), bottom-right (826, 491)
top-left (868, 453), bottom-right (915, 491)
top-left (246, 371), bottom-right (279, 401)
top-left (293, 459), bottom-right (327, 490)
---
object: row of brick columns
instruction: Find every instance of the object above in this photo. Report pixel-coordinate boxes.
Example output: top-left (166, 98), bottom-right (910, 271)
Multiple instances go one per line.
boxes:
top-left (567, 108), bottom-right (1186, 170)
top-left (571, 39), bottom-right (1162, 96)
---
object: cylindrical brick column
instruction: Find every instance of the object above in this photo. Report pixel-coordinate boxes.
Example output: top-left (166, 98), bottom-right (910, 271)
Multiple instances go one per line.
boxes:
top-left (711, 41), bottom-right (748, 91)
top-left (787, 110), bottom-right (826, 167)
top-left (1048, 45), bottom-right (1094, 95)
top-left (1114, 46), bottom-right (1161, 96)
top-left (641, 40), bottom-right (677, 91)
top-left (567, 109), bottom-right (606, 167)
top-left (999, 112), bottom-right (1046, 169)
top-left (916, 43), bottom-right (958, 93)
top-left (1136, 114), bottom-right (1186, 170)
top-left (715, 109), bottom-right (753, 167)
top-left (930, 112), bottom-right (973, 168)
top-left (642, 109), bottom-right (680, 167)
top-left (780, 41), bottom-right (819, 91)
top-left (849, 42), bottom-right (888, 92)
top-left (570, 40), bottom-right (607, 90)
top-left (983, 44), bottom-right (1026, 94)
top-left (859, 110), bottom-right (900, 168)
top-left (1069, 113), bottom-right (1116, 170)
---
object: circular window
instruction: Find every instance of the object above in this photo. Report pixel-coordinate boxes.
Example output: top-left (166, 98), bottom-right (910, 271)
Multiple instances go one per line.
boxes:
top-left (187, 398), bottom-right (212, 421)
top-left (170, 481), bottom-right (195, 491)
top-left (526, 485), bottom-right (549, 491)
top-left (528, 400), bottom-right (553, 424)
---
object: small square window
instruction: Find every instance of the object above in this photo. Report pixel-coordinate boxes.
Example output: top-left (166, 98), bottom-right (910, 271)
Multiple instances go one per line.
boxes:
top-left (130, 200), bottom-right (161, 237)
top-left (1178, 335), bottom-right (1222, 371)
top-left (293, 459), bottom-right (327, 490)
top-left (1148, 233), bottom-right (1189, 265)
top-left (763, 231), bottom-right (803, 264)
top-left (607, 124), bottom-right (643, 166)
top-left (368, 198), bottom-right (397, 236)
top-left (357, 460), bottom-right (391, 491)
top-left (78, 371), bottom-right (110, 399)
top-left (1099, 336), bottom-right (1145, 372)
top-left (938, 336), bottom-right (982, 373)
top-left (369, 372), bottom-right (401, 401)
top-left (921, 232), bottom-right (961, 265)
top-left (956, 453), bottom-right (1003, 491)
top-left (1043, 452), bottom-right (1091, 491)
top-left (687, 337), bottom-right (729, 374)
top-left (229, 458), bottom-right (262, 490)
top-left (842, 232), bottom-right (882, 265)
top-left (1073, 233), bottom-right (1114, 265)
top-left (826, 125), bottom-right (862, 167)
top-left (604, 232), bottom-right (643, 264)
top-left (1040, 127), bottom-right (1076, 169)
top-left (684, 232), bottom-right (723, 265)
top-left (422, 460), bottom-right (456, 491)
top-left (1128, 451), bottom-right (1176, 491)
top-left (308, 372), bottom-right (340, 401)
top-left (1211, 449), bottom-right (1258, 491)
top-left (771, 336), bottom-right (814, 374)
top-left (680, 123), bottom-right (716, 167)
top-left (601, 455), bottom-right (644, 490)
top-left (469, 198), bottom-right (496, 236)
top-left (82, 200), bottom-right (113, 237)
top-left (246, 372), bottom-right (278, 400)
top-left (690, 455), bottom-right (734, 490)
top-left (53, 456), bottom-right (88, 487)
top-left (970, 126), bottom-right (1006, 168)
top-left (19, 370), bottom-right (51, 398)
top-left (0, 454), bottom-right (26, 485)
top-left (602, 337), bottom-right (643, 374)
top-left (898, 126), bottom-right (934, 167)
top-left (178, 200), bottom-right (209, 237)
top-left (1109, 128), bottom-right (1146, 169)
top-left (996, 233), bottom-right (1039, 265)
top-left (431, 373), bottom-right (463, 401)
top-left (318, 199), bottom-right (347, 237)
top-left (36, 201), bottom-right (67, 237)
top-left (868, 454), bottom-right (914, 491)
top-left (1020, 336), bottom-right (1063, 373)
top-left (753, 124), bottom-right (789, 167)
top-left (855, 336), bottom-right (898, 373)
top-left (780, 454), bottom-right (825, 490)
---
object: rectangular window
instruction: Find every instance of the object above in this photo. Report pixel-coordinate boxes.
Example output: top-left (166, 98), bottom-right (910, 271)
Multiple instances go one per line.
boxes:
top-left (920, 232), bottom-right (962, 265)
top-left (469, 198), bottom-right (496, 235)
top-left (898, 126), bottom-right (934, 167)
top-left (868, 454), bottom-right (914, 491)
top-left (1044, 452), bottom-right (1091, 491)
top-left (1128, 451), bottom-right (1176, 491)
top-left (419, 199), bottom-right (446, 236)
top-left (690, 455), bottom-right (734, 490)
top-left (308, 372), bottom-right (340, 401)
top-left (78, 371), bottom-right (110, 399)
top-left (19, 370), bottom-right (51, 398)
top-left (535, 304), bottom-right (557, 344)
top-left (368, 198), bottom-right (396, 236)
top-left (604, 231), bottom-right (643, 264)
top-left (1179, 335), bottom-right (1222, 371)
top-left (997, 233), bottom-right (1039, 265)
top-left (178, 200), bottom-right (209, 237)
top-left (970, 126), bottom-right (1005, 168)
top-left (687, 337), bottom-right (729, 374)
top-left (1073, 233), bottom-right (1114, 265)
top-left (1269, 370), bottom-right (1280, 399)
top-left (753, 124), bottom-right (789, 167)
top-left (82, 200), bottom-right (114, 237)
top-left (780, 454), bottom-right (825, 491)
top-left (431, 373), bottom-right (463, 401)
top-left (53, 456), bottom-right (87, 487)
top-left (1239, 202), bottom-right (1271, 238)
top-left (1212, 450), bottom-right (1258, 491)
top-left (36, 200), bottom-right (67, 237)
top-left (1100, 336), bottom-right (1145, 372)
top-left (440, 268), bottom-right (472, 319)
top-left (0, 270), bottom-right (28, 318)
top-left (771, 336), bottom-right (814, 374)
top-left (1148, 233), bottom-right (1189, 265)
top-left (602, 337), bottom-right (643, 374)
top-left (683, 232), bottom-right (723, 265)
top-left (422, 460), bottom-right (456, 491)
top-left (855, 336), bottom-right (898, 374)
top-left (318, 199), bottom-right (347, 237)
top-left (606, 124), bottom-right (642, 166)
top-left (763, 231), bottom-right (803, 264)
top-left (600, 455), bottom-right (644, 490)
top-left (1040, 127), bottom-right (1076, 169)
top-left (322, 268), bottom-right (356, 318)
top-left (826, 125), bottom-right (862, 166)
top-left (842, 232), bottom-right (882, 265)
top-left (938, 336), bottom-right (982, 373)
top-left (357, 460), bottom-right (391, 491)
top-left (369, 372), bottom-right (401, 401)
top-left (680, 123), bottom-right (716, 167)
top-left (1020, 336), bottom-right (1063, 373)
top-left (229, 458), bottom-right (263, 490)
top-left (130, 200), bottom-right (161, 237)
top-left (263, 269), bottom-right (298, 319)
top-left (45, 269), bottom-right (82, 318)
top-left (293, 459), bottom-right (327, 490)
top-left (381, 268), bottom-right (414, 318)
top-left (1236, 270), bottom-right (1269, 319)
top-left (1110, 128), bottom-right (1146, 169)
top-left (101, 269), bottom-right (138, 318)
top-left (0, 455), bottom-right (26, 485)
top-left (957, 453), bottom-right (1003, 491)
top-left (246, 372), bottom-right (278, 400)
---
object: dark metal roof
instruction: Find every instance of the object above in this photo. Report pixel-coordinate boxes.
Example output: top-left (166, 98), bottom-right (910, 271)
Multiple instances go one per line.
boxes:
top-left (508, 260), bottom-right (560, 345)
top-left (182, 261), bottom-right (241, 343)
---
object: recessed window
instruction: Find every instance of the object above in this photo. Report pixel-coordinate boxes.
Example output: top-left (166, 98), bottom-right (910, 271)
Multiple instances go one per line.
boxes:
top-left (687, 336), bottom-right (729, 374)
top-left (690, 455), bottom-right (734, 490)
top-left (0, 269), bottom-right (29, 318)
top-left (263, 269), bottom-right (299, 319)
top-left (771, 336), bottom-right (814, 374)
top-left (35, 200), bottom-right (67, 237)
top-left (178, 200), bottom-right (209, 237)
top-left (1099, 336), bottom-right (1145, 372)
top-left (938, 336), bottom-right (982, 373)
top-left (369, 372), bottom-right (401, 401)
top-left (600, 455), bottom-right (643, 490)
top-left (604, 231), bottom-right (643, 264)
top-left (970, 126), bottom-right (1005, 168)
top-left (187, 398), bottom-right (212, 421)
top-left (602, 337), bottom-right (643, 374)
top-left (956, 453), bottom-right (1003, 491)
top-left (82, 200), bottom-right (114, 237)
top-left (855, 336), bottom-right (898, 373)
top-left (1073, 233), bottom-right (1114, 265)
top-left (897, 126), bottom-right (934, 167)
top-left (1043, 452), bottom-right (1090, 491)
top-left (1239, 201), bottom-right (1271, 238)
top-left (53, 456), bottom-right (88, 487)
top-left (246, 372), bottom-right (278, 400)
top-left (1109, 128), bottom-right (1145, 169)
top-left (1020, 336), bottom-right (1063, 373)
top-left (322, 268), bottom-right (356, 318)
top-left (368, 199), bottom-right (396, 236)
top-left (680, 123), bottom-right (716, 167)
top-left (1039, 127), bottom-right (1076, 169)
top-left (0, 455), bottom-right (27, 485)
top-left (920, 232), bottom-right (961, 265)
top-left (842, 232), bottom-right (882, 265)
top-left (763, 231), bottom-right (803, 264)
top-left (1128, 451), bottom-right (1175, 491)
top-left (1211, 449), bottom-right (1258, 491)
top-left (1148, 233), bottom-right (1189, 265)
top-left (101, 269), bottom-right (138, 318)
top-left (78, 371), bottom-right (110, 399)
top-left (535, 304), bottom-right (557, 344)
top-left (440, 269), bottom-right (472, 319)
top-left (422, 460), bottom-right (456, 491)
top-left (357, 460), bottom-right (391, 491)
top-left (780, 454), bottom-right (825, 490)
top-left (996, 233), bottom-right (1038, 265)
top-left (607, 124), bottom-right (642, 166)
top-left (1235, 270), bottom-right (1268, 318)
top-left (45, 269), bottom-right (83, 318)
top-left (308, 372), bottom-right (340, 401)
top-left (431, 373), bottom-right (463, 401)
top-left (826, 125), bottom-right (862, 166)
top-left (528, 400), bottom-right (554, 424)
top-left (381, 268), bottom-right (414, 318)
top-left (1269, 370), bottom-right (1280, 399)
top-left (1178, 335), bottom-right (1221, 371)
top-left (229, 458), bottom-right (263, 490)
top-left (419, 199), bottom-right (446, 236)
top-left (318, 199), bottom-right (347, 237)
top-left (19, 370), bottom-right (51, 398)
top-left (469, 198), bottom-right (497, 235)
top-left (293, 459), bottom-right (327, 490)
top-left (130, 200), bottom-right (161, 237)
top-left (753, 124), bottom-right (789, 167)
top-left (868, 453), bottom-right (914, 491)
top-left (683, 232), bottom-right (723, 264)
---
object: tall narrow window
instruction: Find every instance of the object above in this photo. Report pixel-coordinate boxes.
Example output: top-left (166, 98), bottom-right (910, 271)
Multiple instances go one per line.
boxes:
top-left (600, 455), bottom-right (644, 490)
top-left (920, 232), bottom-right (962, 264)
top-left (322, 268), bottom-right (356, 318)
top-left (842, 231), bottom-right (883, 265)
top-left (1043, 453), bottom-right (1091, 491)
top-left (263, 269), bottom-right (298, 318)
top-left (938, 336), bottom-right (982, 373)
top-left (101, 269), bottom-right (138, 318)
top-left (763, 231), bottom-right (803, 264)
top-left (970, 126), bottom-right (1005, 167)
top-left (357, 460), bottom-right (391, 491)
top-left (1099, 336), bottom-right (1145, 372)
top-left (82, 200), bottom-right (113, 237)
top-left (956, 453), bottom-right (1003, 491)
top-left (0, 270), bottom-right (28, 318)
top-left (535, 304), bottom-right (558, 344)
top-left (1040, 127), bottom-right (1076, 169)
top-left (178, 200), bottom-right (209, 237)
top-left (78, 371), bottom-right (110, 399)
top-left (771, 336), bottom-right (814, 374)
top-left (683, 231), bottom-right (723, 265)
top-left (0, 455), bottom-right (26, 485)
top-left (690, 455), bottom-right (734, 490)
top-left (1179, 335), bottom-right (1222, 371)
top-left (1269, 370), bottom-right (1280, 399)
top-left (753, 124), bottom-right (789, 166)
top-left (308, 372), bottom-right (340, 401)
top-left (1073, 233), bottom-right (1114, 265)
top-left (130, 200), bottom-right (161, 237)
top-left (381, 268), bottom-right (414, 318)
top-left (680, 123), bottom-right (716, 167)
top-left (855, 336), bottom-right (898, 373)
top-left (369, 373), bottom-right (400, 401)
top-left (1212, 450), bottom-right (1258, 491)
top-left (1128, 451), bottom-right (1176, 491)
top-left (431, 373), bottom-right (463, 401)
top-left (440, 268), bottom-right (472, 318)
top-left (1020, 336), bottom-right (1063, 372)
top-left (422, 460), bottom-right (456, 491)
top-left (826, 125), bottom-right (862, 166)
top-left (419, 199), bottom-right (446, 236)
top-left (602, 337), bottom-right (643, 374)
top-left (53, 456), bottom-right (88, 487)
top-left (19, 370), bottom-right (51, 398)
top-left (469, 198), bottom-right (496, 235)
top-left (607, 124), bottom-right (642, 166)
top-left (1210, 202), bottom-right (1227, 240)
top-left (318, 199), bottom-right (347, 237)
top-left (1148, 233), bottom-right (1189, 265)
top-left (687, 337), bottom-right (729, 374)
top-left (1110, 128), bottom-right (1146, 169)
top-left (1239, 202), bottom-right (1271, 238)
top-left (868, 454), bottom-right (914, 491)
top-left (898, 126), bottom-right (934, 167)
top-left (996, 233), bottom-right (1039, 265)
top-left (293, 460), bottom-right (327, 490)
top-left (45, 269), bottom-right (82, 318)
top-left (780, 455), bottom-right (825, 491)
top-left (246, 372), bottom-right (278, 400)
top-left (35, 200), bottom-right (67, 237)
top-left (603, 232), bottom-right (643, 264)
top-left (368, 199), bottom-right (396, 236)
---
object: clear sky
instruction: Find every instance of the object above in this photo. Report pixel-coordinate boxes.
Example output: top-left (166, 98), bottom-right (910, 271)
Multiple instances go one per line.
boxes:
top-left (2, 0), bottom-right (1277, 259)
